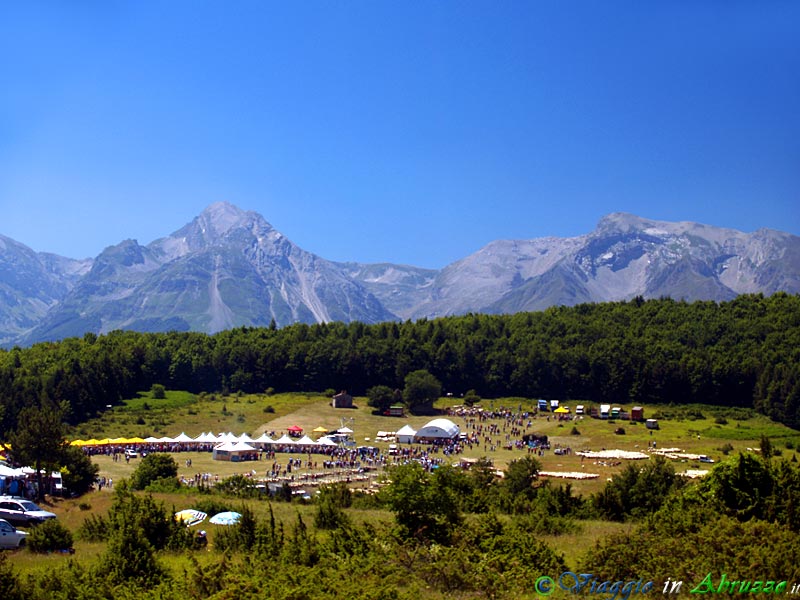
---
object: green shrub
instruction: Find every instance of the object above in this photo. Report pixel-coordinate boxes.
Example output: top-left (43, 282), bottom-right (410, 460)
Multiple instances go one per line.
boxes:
top-left (263, 405), bottom-right (275, 414)
top-left (314, 496), bottom-right (350, 530)
top-left (27, 519), bottom-right (73, 553)
top-left (718, 442), bottom-right (735, 455)
top-left (130, 453), bottom-right (179, 491)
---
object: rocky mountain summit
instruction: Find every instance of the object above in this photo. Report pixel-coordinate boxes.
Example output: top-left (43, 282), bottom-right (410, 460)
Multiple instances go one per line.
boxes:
top-left (1, 203), bottom-right (798, 346)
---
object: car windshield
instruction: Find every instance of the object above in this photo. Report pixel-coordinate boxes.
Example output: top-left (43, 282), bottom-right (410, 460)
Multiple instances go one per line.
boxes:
top-left (19, 501), bottom-right (41, 511)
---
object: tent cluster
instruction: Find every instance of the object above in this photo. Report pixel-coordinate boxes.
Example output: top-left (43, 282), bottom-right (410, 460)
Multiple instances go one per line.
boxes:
top-left (387, 419), bottom-right (461, 444)
top-left (70, 429), bottom-right (355, 462)
top-left (70, 429), bottom-right (353, 447)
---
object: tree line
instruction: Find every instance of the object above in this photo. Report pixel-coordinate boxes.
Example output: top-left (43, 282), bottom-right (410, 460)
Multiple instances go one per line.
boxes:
top-left (1, 293), bottom-right (799, 436)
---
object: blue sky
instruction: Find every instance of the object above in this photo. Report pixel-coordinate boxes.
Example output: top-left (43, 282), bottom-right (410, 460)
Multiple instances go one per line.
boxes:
top-left (1, 2), bottom-right (798, 269)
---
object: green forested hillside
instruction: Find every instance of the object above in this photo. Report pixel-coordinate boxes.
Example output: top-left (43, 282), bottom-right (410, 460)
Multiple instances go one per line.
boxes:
top-left (1, 294), bottom-right (799, 434)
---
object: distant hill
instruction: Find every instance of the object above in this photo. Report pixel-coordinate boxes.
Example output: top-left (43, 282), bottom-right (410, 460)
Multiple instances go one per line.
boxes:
top-left (1, 202), bottom-right (798, 346)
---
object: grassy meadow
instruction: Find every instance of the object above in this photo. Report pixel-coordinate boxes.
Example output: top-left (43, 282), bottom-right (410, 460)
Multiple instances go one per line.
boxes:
top-left (20, 389), bottom-right (794, 583)
top-left (69, 390), bottom-right (800, 497)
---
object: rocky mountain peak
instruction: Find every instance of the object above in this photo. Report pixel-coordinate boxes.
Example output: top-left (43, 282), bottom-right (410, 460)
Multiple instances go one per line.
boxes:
top-left (1, 205), bottom-right (798, 347)
top-left (198, 202), bottom-right (251, 237)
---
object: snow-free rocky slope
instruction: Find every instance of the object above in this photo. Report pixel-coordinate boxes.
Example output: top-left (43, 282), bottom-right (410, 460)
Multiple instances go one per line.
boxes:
top-left (2, 204), bottom-right (798, 346)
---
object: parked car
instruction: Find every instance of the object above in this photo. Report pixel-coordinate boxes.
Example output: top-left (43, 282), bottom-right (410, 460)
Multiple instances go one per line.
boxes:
top-left (124, 449), bottom-right (138, 458)
top-left (0, 518), bottom-right (28, 549)
top-left (0, 497), bottom-right (57, 527)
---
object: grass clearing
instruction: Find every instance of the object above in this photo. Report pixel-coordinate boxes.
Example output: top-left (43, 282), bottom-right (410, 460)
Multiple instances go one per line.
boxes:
top-left (74, 393), bottom-right (800, 499)
top-left (19, 393), bottom-right (799, 588)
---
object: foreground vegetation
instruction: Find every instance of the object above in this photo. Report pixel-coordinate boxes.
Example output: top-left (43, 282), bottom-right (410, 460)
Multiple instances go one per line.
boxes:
top-left (2, 445), bottom-right (799, 600)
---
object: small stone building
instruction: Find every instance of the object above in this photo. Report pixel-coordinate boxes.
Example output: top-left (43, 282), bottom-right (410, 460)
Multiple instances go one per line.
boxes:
top-left (332, 390), bottom-right (354, 408)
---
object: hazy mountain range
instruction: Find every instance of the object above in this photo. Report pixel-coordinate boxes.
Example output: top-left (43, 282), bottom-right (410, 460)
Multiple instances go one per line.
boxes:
top-left (1, 202), bottom-right (798, 347)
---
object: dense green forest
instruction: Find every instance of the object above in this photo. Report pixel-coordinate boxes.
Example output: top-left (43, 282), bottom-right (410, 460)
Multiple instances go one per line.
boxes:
top-left (1, 294), bottom-right (799, 436)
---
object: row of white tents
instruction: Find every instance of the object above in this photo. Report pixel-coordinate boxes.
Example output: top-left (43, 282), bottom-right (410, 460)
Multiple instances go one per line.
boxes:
top-left (141, 430), bottom-right (353, 449)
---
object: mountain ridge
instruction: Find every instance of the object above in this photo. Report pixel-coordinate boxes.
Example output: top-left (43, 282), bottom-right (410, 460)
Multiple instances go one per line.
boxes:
top-left (1, 202), bottom-right (798, 346)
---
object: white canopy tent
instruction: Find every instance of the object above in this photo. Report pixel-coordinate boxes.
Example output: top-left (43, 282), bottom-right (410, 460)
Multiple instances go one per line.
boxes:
top-left (396, 424), bottom-right (417, 444)
top-left (213, 441), bottom-right (258, 462)
top-left (415, 418), bottom-right (460, 440)
top-left (253, 433), bottom-right (275, 446)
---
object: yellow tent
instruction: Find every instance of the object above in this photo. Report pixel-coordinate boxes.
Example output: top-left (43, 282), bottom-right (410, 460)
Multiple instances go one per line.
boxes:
top-left (312, 426), bottom-right (328, 433)
top-left (554, 407), bottom-right (570, 414)
top-left (70, 439), bottom-right (88, 446)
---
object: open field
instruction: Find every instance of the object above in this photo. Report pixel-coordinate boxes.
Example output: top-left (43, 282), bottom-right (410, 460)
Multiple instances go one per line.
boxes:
top-left (72, 391), bottom-right (800, 497)
top-left (10, 392), bottom-right (798, 587)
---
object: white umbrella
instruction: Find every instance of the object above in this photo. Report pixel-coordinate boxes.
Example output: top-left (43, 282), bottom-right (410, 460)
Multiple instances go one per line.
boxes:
top-left (209, 511), bottom-right (242, 525)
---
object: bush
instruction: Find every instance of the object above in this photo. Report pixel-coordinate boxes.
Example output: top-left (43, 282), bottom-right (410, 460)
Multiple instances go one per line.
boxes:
top-left (130, 453), bottom-right (179, 491)
top-left (61, 444), bottom-right (99, 496)
top-left (463, 389), bottom-right (481, 407)
top-left (718, 442), bottom-right (735, 456)
top-left (27, 519), bottom-right (73, 553)
top-left (314, 496), bottom-right (350, 530)
top-left (150, 384), bottom-right (166, 399)
top-left (570, 426), bottom-right (581, 436)
top-left (263, 405), bottom-right (275, 414)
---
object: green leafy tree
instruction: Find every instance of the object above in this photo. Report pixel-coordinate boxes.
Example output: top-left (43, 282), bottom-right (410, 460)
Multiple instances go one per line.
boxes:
top-left (382, 462), bottom-right (461, 544)
top-left (695, 452), bottom-right (774, 521)
top-left (402, 369), bottom-right (441, 414)
top-left (61, 444), bottom-right (99, 497)
top-left (150, 383), bottom-right (166, 399)
top-left (96, 519), bottom-right (165, 587)
top-left (366, 385), bottom-right (395, 413)
top-left (8, 403), bottom-right (70, 501)
top-left (129, 453), bottom-right (179, 491)
top-left (503, 456), bottom-right (541, 498)
top-left (463, 389), bottom-right (481, 407)
top-left (593, 456), bottom-right (683, 521)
